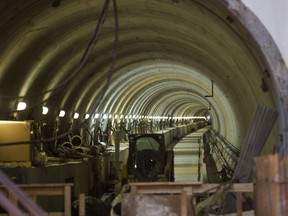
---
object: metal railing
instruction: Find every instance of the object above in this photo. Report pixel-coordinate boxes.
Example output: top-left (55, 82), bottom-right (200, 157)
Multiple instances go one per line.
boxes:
top-left (205, 129), bottom-right (240, 179)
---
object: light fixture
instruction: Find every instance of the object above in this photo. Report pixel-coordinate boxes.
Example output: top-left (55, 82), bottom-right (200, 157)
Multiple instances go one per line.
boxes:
top-left (94, 113), bottom-right (100, 119)
top-left (59, 110), bottom-right (65, 117)
top-left (114, 114), bottom-right (119, 119)
top-left (108, 114), bottom-right (112, 119)
top-left (102, 114), bottom-right (108, 119)
top-left (120, 114), bottom-right (124, 119)
top-left (74, 113), bottom-right (79, 119)
top-left (17, 102), bottom-right (26, 111)
top-left (42, 106), bottom-right (49, 115)
top-left (85, 114), bottom-right (90, 119)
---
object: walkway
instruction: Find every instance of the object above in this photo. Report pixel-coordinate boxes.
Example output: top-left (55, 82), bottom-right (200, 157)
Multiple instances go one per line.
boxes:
top-left (173, 127), bottom-right (210, 182)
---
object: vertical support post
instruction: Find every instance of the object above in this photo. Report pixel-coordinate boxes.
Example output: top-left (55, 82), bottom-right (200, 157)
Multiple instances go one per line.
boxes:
top-left (64, 185), bottom-right (71, 216)
top-left (279, 154), bottom-right (288, 215)
top-left (255, 154), bottom-right (281, 216)
top-left (114, 129), bottom-right (121, 191)
top-left (78, 193), bottom-right (85, 216)
top-left (236, 192), bottom-right (242, 216)
top-left (181, 189), bottom-right (188, 216)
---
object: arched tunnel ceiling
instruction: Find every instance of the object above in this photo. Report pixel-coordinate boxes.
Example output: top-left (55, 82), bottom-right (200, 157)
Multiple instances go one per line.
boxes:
top-left (0, 0), bottom-right (281, 148)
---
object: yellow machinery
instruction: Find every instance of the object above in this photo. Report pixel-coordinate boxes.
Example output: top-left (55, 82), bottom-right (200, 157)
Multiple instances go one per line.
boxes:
top-left (0, 121), bottom-right (33, 166)
top-left (122, 133), bottom-right (174, 183)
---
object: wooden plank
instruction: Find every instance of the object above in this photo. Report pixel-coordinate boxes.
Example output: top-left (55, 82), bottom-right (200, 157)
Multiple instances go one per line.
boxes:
top-left (129, 182), bottom-right (253, 194)
top-left (255, 155), bottom-right (266, 216)
top-left (64, 185), bottom-right (71, 216)
top-left (279, 155), bottom-right (288, 216)
top-left (255, 154), bottom-right (281, 216)
top-left (48, 212), bottom-right (64, 216)
top-left (19, 187), bottom-right (64, 196)
top-left (78, 194), bottom-right (85, 216)
top-left (0, 184), bottom-right (73, 196)
top-left (268, 154), bottom-right (280, 215)
top-left (285, 156), bottom-right (288, 215)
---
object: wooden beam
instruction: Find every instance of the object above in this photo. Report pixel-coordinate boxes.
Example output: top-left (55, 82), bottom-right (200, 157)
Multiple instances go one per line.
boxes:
top-left (128, 182), bottom-right (253, 194)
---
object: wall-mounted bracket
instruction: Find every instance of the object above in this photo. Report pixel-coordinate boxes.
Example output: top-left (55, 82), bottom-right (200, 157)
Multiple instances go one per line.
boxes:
top-left (205, 80), bottom-right (214, 97)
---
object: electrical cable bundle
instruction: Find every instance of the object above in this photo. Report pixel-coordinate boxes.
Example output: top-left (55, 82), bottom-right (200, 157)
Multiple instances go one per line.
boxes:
top-left (0, 0), bottom-right (119, 146)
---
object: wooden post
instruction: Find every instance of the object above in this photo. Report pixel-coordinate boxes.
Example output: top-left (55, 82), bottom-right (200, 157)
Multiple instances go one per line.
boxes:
top-left (255, 154), bottom-right (281, 216)
top-left (64, 185), bottom-right (71, 216)
top-left (78, 193), bottom-right (85, 216)
top-left (279, 154), bottom-right (288, 215)
top-left (181, 189), bottom-right (187, 216)
top-left (236, 192), bottom-right (242, 216)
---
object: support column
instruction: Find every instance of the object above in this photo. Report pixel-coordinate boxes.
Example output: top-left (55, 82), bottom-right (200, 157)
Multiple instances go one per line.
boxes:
top-left (255, 154), bottom-right (288, 216)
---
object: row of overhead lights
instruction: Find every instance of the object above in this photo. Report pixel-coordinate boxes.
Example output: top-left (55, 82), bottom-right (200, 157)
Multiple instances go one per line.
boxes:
top-left (16, 102), bottom-right (207, 120)
top-left (16, 102), bottom-right (84, 119)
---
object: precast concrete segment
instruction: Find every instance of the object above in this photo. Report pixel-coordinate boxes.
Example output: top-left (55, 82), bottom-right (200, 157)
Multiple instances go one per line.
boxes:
top-left (173, 127), bottom-right (209, 182)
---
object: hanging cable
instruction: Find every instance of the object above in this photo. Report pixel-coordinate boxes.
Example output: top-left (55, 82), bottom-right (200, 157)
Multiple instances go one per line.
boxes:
top-left (0, 0), bottom-right (109, 101)
top-left (0, 0), bottom-right (110, 115)
top-left (0, 0), bottom-right (119, 146)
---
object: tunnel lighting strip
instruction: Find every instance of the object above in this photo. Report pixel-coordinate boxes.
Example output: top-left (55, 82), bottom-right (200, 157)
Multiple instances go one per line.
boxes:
top-left (172, 116), bottom-right (206, 120)
top-left (14, 106), bottom-right (206, 121)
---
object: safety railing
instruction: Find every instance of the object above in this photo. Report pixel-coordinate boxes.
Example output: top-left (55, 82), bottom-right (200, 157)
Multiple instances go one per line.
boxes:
top-left (0, 170), bottom-right (86, 216)
top-left (122, 182), bottom-right (254, 216)
top-left (206, 129), bottom-right (240, 178)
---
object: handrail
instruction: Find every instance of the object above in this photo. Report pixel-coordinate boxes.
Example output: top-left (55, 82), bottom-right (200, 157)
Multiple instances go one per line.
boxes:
top-left (123, 182), bottom-right (254, 216)
top-left (0, 169), bottom-right (47, 216)
top-left (207, 129), bottom-right (240, 176)
top-left (128, 182), bottom-right (253, 194)
top-left (0, 191), bottom-right (26, 216)
top-left (210, 128), bottom-right (240, 156)
top-left (0, 170), bottom-right (80, 216)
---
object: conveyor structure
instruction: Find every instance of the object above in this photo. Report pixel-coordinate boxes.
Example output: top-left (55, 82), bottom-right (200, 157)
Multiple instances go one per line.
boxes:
top-left (173, 127), bottom-right (210, 183)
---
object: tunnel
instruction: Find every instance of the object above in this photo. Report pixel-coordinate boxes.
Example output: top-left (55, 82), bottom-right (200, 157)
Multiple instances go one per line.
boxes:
top-left (0, 0), bottom-right (288, 214)
top-left (0, 0), bottom-right (287, 152)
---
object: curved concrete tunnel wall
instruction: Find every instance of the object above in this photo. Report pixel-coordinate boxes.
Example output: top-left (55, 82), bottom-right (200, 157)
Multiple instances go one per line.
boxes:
top-left (0, 0), bottom-right (287, 152)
